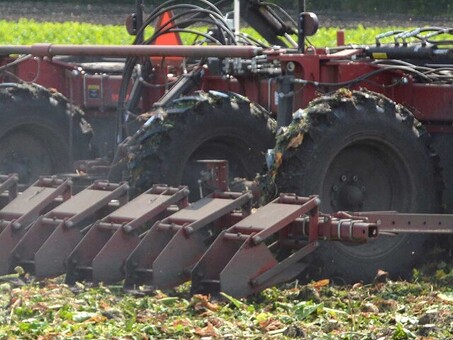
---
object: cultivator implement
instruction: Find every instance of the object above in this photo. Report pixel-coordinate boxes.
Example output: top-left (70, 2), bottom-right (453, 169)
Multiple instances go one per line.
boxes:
top-left (191, 194), bottom-right (378, 297)
top-left (65, 185), bottom-right (190, 285)
top-left (0, 174), bottom-right (18, 208)
top-left (123, 190), bottom-right (252, 290)
top-left (0, 168), bottom-right (452, 297)
top-left (9, 181), bottom-right (129, 278)
top-left (0, 177), bottom-right (72, 275)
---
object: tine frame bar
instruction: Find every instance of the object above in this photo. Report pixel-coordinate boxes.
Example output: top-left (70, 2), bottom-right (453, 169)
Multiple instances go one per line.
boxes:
top-left (9, 181), bottom-right (129, 276)
top-left (0, 174), bottom-right (18, 208)
top-left (123, 191), bottom-right (252, 290)
top-left (64, 185), bottom-right (189, 285)
top-left (0, 177), bottom-right (72, 275)
top-left (191, 194), bottom-right (378, 297)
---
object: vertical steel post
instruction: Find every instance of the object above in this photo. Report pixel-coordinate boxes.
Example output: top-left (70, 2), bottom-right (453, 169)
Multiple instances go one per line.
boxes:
top-left (136, 0), bottom-right (144, 44)
top-left (234, 0), bottom-right (240, 34)
top-left (299, 0), bottom-right (306, 12)
top-left (277, 62), bottom-right (295, 128)
top-left (298, 0), bottom-right (306, 52)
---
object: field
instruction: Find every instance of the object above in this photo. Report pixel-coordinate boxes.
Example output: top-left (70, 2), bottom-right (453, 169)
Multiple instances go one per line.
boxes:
top-left (0, 19), bottom-right (452, 339)
top-left (0, 19), bottom-right (402, 47)
top-left (0, 266), bottom-right (451, 339)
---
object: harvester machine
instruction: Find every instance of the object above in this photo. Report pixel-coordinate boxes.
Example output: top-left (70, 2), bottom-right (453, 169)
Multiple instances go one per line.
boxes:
top-left (0, 0), bottom-right (452, 297)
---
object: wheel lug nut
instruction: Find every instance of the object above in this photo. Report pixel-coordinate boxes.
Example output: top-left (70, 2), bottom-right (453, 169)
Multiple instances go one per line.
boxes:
top-left (341, 175), bottom-right (347, 182)
top-left (353, 176), bottom-right (358, 182)
top-left (332, 185), bottom-right (338, 192)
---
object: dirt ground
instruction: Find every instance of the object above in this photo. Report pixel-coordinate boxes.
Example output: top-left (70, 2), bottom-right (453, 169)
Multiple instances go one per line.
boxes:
top-left (0, 1), bottom-right (451, 28)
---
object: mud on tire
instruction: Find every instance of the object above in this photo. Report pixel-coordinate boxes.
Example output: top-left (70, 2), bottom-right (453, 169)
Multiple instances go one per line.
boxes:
top-left (268, 89), bottom-right (442, 283)
top-left (127, 91), bottom-right (276, 198)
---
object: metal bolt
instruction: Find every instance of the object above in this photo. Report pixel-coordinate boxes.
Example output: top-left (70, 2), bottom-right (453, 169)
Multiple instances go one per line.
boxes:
top-left (341, 175), bottom-right (347, 182)
top-left (332, 185), bottom-right (339, 192)
top-left (123, 225), bottom-right (132, 233)
top-left (253, 236), bottom-right (263, 245)
top-left (286, 62), bottom-right (296, 72)
top-left (353, 176), bottom-right (359, 182)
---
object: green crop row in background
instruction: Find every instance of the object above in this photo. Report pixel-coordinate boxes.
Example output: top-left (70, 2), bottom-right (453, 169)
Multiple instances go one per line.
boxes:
top-left (0, 0), bottom-right (452, 17)
top-left (0, 19), bottom-right (402, 47)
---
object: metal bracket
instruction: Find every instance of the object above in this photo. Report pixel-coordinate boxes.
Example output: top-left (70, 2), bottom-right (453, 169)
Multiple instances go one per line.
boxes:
top-left (9, 181), bottom-right (129, 277)
top-left (124, 190), bottom-right (252, 290)
top-left (65, 185), bottom-right (189, 285)
top-left (0, 177), bottom-right (72, 275)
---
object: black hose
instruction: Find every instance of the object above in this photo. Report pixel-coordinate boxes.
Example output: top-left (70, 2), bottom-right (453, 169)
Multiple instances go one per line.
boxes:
top-left (117, 0), bottom-right (235, 142)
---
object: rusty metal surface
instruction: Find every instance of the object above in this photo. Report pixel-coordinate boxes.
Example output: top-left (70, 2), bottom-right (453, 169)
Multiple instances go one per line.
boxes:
top-left (288, 216), bottom-right (378, 242)
top-left (355, 211), bottom-right (453, 234)
top-left (48, 181), bottom-right (128, 221)
top-left (0, 44), bottom-right (263, 58)
top-left (191, 194), bottom-right (317, 296)
top-left (230, 201), bottom-right (308, 240)
top-left (0, 174), bottom-right (449, 298)
top-left (124, 191), bottom-right (252, 290)
top-left (8, 181), bottom-right (129, 277)
top-left (100, 186), bottom-right (188, 224)
top-left (0, 177), bottom-right (71, 275)
top-left (0, 178), bottom-right (70, 221)
top-left (167, 194), bottom-right (247, 223)
top-left (190, 194), bottom-right (378, 297)
top-left (64, 185), bottom-right (189, 285)
top-left (197, 160), bottom-right (229, 194)
top-left (0, 174), bottom-right (18, 208)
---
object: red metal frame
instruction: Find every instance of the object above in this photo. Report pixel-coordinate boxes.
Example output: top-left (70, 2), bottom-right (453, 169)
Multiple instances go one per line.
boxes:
top-left (0, 11), bottom-right (452, 297)
top-left (0, 177), bottom-right (72, 275)
top-left (3, 42), bottom-right (453, 126)
top-left (0, 174), bottom-right (18, 209)
top-left (0, 174), bottom-right (449, 297)
top-left (64, 185), bottom-right (189, 284)
top-left (8, 181), bottom-right (129, 277)
top-left (191, 194), bottom-right (378, 297)
top-left (123, 190), bottom-right (252, 290)
top-left (354, 211), bottom-right (453, 234)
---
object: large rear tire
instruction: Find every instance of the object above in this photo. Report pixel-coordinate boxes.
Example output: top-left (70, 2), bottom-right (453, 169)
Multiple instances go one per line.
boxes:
top-left (0, 84), bottom-right (93, 184)
top-left (128, 91), bottom-right (276, 198)
top-left (270, 89), bottom-right (442, 283)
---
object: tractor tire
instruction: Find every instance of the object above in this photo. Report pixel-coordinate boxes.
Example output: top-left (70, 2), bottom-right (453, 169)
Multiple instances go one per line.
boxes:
top-left (128, 91), bottom-right (276, 198)
top-left (0, 83), bottom-right (93, 185)
top-left (270, 89), bottom-right (442, 283)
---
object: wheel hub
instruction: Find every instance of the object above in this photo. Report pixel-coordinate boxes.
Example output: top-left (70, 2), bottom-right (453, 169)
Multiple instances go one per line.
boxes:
top-left (330, 174), bottom-right (366, 211)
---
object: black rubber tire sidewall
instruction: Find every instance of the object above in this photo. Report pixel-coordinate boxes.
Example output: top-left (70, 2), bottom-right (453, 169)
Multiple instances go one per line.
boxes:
top-left (130, 92), bottom-right (276, 197)
top-left (0, 85), bottom-right (92, 183)
top-left (275, 91), bottom-right (440, 282)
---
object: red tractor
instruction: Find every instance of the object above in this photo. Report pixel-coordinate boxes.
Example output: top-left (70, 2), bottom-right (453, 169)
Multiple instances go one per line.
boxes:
top-left (0, 0), bottom-right (451, 294)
